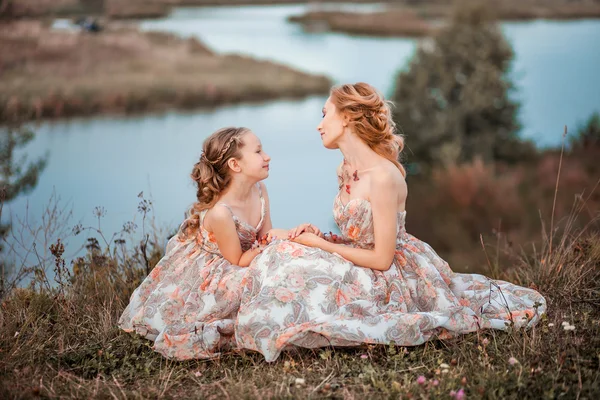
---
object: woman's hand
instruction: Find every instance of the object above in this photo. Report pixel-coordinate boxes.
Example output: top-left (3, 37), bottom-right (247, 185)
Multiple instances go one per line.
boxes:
top-left (288, 223), bottom-right (323, 239)
top-left (265, 228), bottom-right (289, 242)
top-left (291, 232), bottom-right (325, 248)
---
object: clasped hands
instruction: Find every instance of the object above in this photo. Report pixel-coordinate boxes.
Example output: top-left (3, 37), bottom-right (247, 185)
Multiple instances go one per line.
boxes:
top-left (254, 223), bottom-right (325, 251)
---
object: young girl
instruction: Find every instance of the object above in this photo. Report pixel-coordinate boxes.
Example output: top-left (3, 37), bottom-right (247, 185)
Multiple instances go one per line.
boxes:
top-left (119, 127), bottom-right (273, 360)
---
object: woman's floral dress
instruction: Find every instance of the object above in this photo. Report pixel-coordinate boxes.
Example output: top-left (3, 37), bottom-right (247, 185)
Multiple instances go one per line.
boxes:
top-left (236, 193), bottom-right (547, 362)
top-left (119, 184), bottom-right (266, 360)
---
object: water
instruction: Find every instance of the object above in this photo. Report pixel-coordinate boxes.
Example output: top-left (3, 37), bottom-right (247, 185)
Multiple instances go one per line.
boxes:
top-left (5, 5), bottom-right (600, 263)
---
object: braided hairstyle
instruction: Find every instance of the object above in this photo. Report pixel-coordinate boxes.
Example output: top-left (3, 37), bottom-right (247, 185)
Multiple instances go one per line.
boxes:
top-left (330, 82), bottom-right (406, 176)
top-left (183, 127), bottom-right (249, 238)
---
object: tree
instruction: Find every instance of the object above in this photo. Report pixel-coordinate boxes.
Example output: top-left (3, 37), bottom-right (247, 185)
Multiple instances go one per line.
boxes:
top-left (1, 124), bottom-right (47, 273)
top-left (392, 1), bottom-right (535, 172)
top-left (570, 112), bottom-right (600, 150)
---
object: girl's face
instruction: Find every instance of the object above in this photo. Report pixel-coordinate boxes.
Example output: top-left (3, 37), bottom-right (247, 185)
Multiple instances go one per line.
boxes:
top-left (234, 132), bottom-right (271, 180)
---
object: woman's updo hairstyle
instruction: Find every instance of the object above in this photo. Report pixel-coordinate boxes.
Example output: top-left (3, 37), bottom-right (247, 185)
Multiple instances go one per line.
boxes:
top-left (330, 82), bottom-right (405, 176)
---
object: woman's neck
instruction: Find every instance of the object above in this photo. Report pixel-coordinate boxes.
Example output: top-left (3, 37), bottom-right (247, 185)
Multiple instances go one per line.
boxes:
top-left (337, 131), bottom-right (378, 171)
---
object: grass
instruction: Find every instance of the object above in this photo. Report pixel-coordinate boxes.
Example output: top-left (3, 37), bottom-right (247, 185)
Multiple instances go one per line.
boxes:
top-left (0, 232), bottom-right (598, 398)
top-left (1, 161), bottom-right (599, 399)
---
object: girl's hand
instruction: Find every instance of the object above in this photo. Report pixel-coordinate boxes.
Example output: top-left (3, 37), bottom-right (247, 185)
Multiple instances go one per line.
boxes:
top-left (291, 232), bottom-right (324, 248)
top-left (265, 229), bottom-right (289, 242)
top-left (288, 223), bottom-right (322, 239)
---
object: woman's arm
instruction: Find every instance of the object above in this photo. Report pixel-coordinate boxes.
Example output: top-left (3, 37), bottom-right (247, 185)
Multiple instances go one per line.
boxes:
top-left (293, 169), bottom-right (405, 271)
top-left (205, 205), bottom-right (261, 267)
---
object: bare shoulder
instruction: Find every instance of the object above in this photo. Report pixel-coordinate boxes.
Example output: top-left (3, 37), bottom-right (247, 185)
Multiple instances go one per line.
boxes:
top-left (370, 161), bottom-right (405, 190)
top-left (204, 203), bottom-right (235, 230)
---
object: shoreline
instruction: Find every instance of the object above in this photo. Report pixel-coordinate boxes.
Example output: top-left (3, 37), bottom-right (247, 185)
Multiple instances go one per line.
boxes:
top-left (288, 2), bottom-right (600, 37)
top-left (0, 20), bottom-right (332, 124)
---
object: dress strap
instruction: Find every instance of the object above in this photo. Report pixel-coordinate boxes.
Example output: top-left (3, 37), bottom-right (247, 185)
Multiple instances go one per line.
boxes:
top-left (216, 202), bottom-right (235, 216)
top-left (199, 208), bottom-right (211, 231)
top-left (256, 183), bottom-right (266, 230)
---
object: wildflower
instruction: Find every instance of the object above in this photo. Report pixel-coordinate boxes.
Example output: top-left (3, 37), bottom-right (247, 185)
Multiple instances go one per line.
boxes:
top-left (432, 379), bottom-right (439, 387)
top-left (508, 356), bottom-right (519, 365)
top-left (482, 338), bottom-right (489, 346)
top-left (563, 324), bottom-right (575, 331)
top-left (452, 388), bottom-right (466, 400)
top-left (295, 378), bottom-right (306, 386)
top-left (547, 323), bottom-right (554, 327)
top-left (361, 354), bottom-right (369, 359)
top-left (194, 371), bottom-right (202, 377)
top-left (417, 376), bottom-right (426, 385)
top-left (440, 363), bottom-right (450, 369)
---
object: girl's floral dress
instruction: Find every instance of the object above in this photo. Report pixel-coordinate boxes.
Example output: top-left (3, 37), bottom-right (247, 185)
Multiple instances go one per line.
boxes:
top-left (119, 184), bottom-right (266, 360)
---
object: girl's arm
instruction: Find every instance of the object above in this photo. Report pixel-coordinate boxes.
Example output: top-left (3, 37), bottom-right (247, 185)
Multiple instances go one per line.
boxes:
top-left (204, 205), bottom-right (261, 267)
top-left (293, 169), bottom-right (406, 271)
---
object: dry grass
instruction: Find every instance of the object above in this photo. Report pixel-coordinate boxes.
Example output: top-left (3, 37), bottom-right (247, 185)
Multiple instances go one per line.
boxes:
top-left (105, 1), bottom-right (170, 20)
top-left (1, 0), bottom-right (169, 19)
top-left (289, 9), bottom-right (434, 38)
top-left (0, 20), bottom-right (331, 123)
top-left (0, 0), bottom-right (79, 19)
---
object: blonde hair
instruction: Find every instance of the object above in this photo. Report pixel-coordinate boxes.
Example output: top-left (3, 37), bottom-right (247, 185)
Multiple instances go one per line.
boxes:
top-left (183, 127), bottom-right (250, 238)
top-left (330, 82), bottom-right (406, 176)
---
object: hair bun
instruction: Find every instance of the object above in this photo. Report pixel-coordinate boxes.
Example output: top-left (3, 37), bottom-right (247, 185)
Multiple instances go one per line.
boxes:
top-left (330, 82), bottom-right (406, 176)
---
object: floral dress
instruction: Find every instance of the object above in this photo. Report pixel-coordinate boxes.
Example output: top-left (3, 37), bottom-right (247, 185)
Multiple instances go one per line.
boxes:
top-left (119, 184), bottom-right (266, 360)
top-left (235, 192), bottom-right (547, 362)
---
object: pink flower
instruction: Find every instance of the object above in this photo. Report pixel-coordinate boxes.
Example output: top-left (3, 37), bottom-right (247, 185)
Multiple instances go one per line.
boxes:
top-left (482, 338), bottom-right (489, 346)
top-left (274, 287), bottom-right (296, 303)
top-left (508, 356), bottom-right (519, 366)
top-left (432, 379), bottom-right (439, 387)
top-left (360, 354), bottom-right (368, 359)
top-left (453, 388), bottom-right (466, 400)
top-left (277, 242), bottom-right (294, 252)
top-left (416, 376), bottom-right (426, 385)
top-left (288, 274), bottom-right (306, 289)
top-left (291, 248), bottom-right (304, 257)
top-left (347, 283), bottom-right (362, 297)
top-left (347, 226), bottom-right (360, 240)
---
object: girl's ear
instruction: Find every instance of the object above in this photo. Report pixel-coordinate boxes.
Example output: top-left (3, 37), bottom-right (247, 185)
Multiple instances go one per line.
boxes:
top-left (227, 157), bottom-right (241, 173)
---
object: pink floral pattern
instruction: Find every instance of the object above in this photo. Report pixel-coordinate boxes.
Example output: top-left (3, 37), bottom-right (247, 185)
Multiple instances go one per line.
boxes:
top-left (236, 194), bottom-right (547, 362)
top-left (118, 185), bottom-right (266, 360)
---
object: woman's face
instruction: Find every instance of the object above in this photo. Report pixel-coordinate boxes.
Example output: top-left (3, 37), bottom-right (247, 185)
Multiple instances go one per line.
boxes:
top-left (317, 97), bottom-right (346, 149)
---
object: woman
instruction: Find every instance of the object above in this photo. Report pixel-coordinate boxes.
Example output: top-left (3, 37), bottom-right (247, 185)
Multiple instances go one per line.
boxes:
top-left (235, 82), bottom-right (546, 362)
